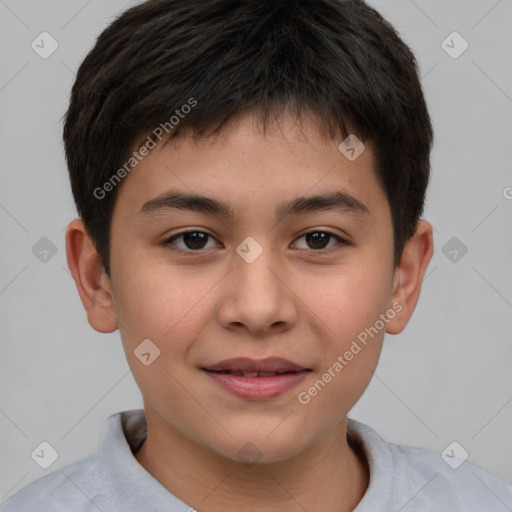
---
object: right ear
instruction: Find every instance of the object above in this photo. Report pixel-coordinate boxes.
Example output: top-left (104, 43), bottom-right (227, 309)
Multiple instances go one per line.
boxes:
top-left (65, 218), bottom-right (118, 333)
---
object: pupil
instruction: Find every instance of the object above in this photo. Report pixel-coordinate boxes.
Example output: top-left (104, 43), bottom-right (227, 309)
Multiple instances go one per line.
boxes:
top-left (306, 232), bottom-right (329, 249)
top-left (184, 232), bottom-right (208, 249)
top-left (181, 232), bottom-right (329, 250)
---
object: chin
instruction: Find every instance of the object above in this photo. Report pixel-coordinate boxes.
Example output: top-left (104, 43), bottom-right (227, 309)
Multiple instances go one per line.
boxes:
top-left (210, 426), bottom-right (310, 467)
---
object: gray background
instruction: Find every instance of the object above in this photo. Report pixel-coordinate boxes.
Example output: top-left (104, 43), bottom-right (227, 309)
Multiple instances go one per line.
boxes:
top-left (1, 0), bottom-right (511, 502)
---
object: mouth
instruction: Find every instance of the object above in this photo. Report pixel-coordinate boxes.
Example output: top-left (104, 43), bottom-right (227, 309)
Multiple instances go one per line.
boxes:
top-left (201, 357), bottom-right (311, 400)
top-left (204, 369), bottom-right (303, 377)
top-left (202, 356), bottom-right (310, 374)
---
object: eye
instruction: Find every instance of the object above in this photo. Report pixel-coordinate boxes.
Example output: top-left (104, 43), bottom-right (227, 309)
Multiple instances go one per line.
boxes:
top-left (164, 229), bottom-right (347, 253)
top-left (165, 230), bottom-right (219, 251)
top-left (292, 230), bottom-right (346, 251)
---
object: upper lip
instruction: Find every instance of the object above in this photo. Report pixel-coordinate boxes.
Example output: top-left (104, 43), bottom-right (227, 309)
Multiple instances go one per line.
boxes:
top-left (202, 357), bottom-right (309, 373)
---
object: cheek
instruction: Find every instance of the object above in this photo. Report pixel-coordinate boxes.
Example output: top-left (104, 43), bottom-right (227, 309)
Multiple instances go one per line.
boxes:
top-left (296, 254), bottom-right (393, 410)
top-left (295, 274), bottom-right (389, 422)
top-left (112, 268), bottom-right (207, 400)
top-left (112, 256), bottom-right (217, 357)
top-left (301, 264), bottom-right (393, 344)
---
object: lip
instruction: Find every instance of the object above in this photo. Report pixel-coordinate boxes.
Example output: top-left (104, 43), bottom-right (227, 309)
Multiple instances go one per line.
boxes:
top-left (203, 368), bottom-right (311, 400)
top-left (201, 357), bottom-right (311, 400)
top-left (202, 357), bottom-right (309, 373)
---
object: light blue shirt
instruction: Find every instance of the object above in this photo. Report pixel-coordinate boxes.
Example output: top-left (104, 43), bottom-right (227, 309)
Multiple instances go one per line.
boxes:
top-left (1, 408), bottom-right (511, 511)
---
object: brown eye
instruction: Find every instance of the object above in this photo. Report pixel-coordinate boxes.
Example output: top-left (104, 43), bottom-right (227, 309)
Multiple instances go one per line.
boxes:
top-left (166, 231), bottom-right (218, 251)
top-left (293, 231), bottom-right (345, 251)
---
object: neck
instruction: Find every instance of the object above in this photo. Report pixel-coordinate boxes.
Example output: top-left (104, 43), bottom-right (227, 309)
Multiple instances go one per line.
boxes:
top-left (134, 408), bottom-right (369, 512)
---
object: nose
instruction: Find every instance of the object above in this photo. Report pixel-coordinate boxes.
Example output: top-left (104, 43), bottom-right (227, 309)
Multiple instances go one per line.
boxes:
top-left (215, 248), bottom-right (298, 337)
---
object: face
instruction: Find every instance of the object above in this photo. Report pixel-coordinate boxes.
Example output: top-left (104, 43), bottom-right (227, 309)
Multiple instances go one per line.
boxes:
top-left (105, 110), bottom-right (399, 464)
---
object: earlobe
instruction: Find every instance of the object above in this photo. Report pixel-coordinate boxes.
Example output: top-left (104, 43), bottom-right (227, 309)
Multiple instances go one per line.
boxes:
top-left (386, 220), bottom-right (434, 335)
top-left (65, 218), bottom-right (118, 333)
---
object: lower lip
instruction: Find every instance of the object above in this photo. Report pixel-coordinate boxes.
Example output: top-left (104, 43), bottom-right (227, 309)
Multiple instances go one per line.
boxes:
top-left (203, 370), bottom-right (310, 400)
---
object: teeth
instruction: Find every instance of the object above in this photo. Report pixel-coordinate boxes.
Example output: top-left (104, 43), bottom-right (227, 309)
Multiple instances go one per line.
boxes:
top-left (227, 371), bottom-right (281, 377)
top-left (208, 369), bottom-right (299, 376)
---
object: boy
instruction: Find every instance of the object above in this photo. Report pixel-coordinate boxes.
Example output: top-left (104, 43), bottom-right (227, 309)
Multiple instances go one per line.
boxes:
top-left (2, 0), bottom-right (511, 510)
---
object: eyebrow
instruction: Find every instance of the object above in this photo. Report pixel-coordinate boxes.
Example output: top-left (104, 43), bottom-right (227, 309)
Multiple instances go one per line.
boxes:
top-left (139, 189), bottom-right (370, 221)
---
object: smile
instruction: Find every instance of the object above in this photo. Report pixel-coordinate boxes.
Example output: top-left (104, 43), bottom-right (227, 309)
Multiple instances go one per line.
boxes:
top-left (202, 368), bottom-right (311, 400)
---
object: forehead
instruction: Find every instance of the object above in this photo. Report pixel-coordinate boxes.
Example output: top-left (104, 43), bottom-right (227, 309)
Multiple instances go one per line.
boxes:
top-left (114, 110), bottom-right (387, 221)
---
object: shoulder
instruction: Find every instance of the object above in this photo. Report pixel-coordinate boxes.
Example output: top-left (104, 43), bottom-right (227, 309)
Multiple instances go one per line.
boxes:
top-left (0, 454), bottom-right (113, 512)
top-left (395, 443), bottom-right (512, 510)
top-left (348, 419), bottom-right (512, 511)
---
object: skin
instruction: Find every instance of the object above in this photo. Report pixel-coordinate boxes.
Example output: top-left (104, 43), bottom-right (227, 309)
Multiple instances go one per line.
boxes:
top-left (66, 109), bottom-right (433, 512)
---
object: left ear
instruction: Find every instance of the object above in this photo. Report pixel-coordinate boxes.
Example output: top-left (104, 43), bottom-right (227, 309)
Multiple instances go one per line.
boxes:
top-left (386, 220), bottom-right (434, 335)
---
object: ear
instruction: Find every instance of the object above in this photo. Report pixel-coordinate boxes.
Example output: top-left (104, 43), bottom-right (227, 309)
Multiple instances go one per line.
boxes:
top-left (386, 220), bottom-right (434, 335)
top-left (65, 218), bottom-right (118, 333)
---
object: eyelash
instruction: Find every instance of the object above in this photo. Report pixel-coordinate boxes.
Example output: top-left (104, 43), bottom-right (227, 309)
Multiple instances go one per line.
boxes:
top-left (164, 229), bottom-right (348, 254)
